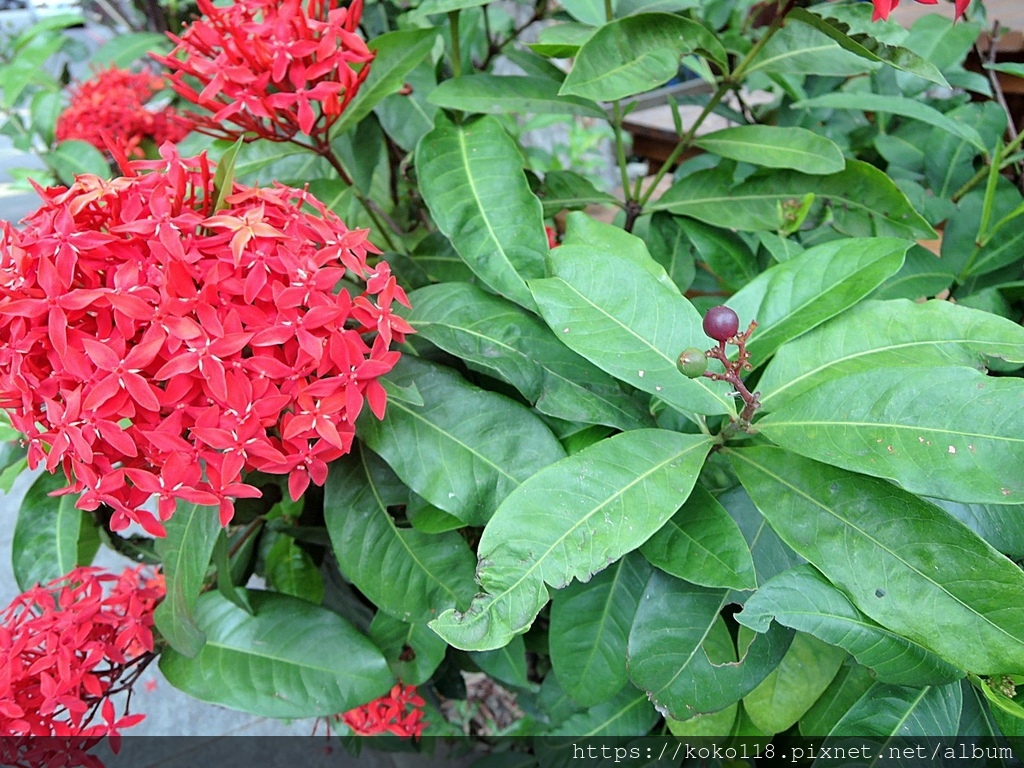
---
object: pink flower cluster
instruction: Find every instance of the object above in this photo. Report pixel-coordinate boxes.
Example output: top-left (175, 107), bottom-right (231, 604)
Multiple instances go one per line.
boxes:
top-left (0, 567), bottom-right (163, 744)
top-left (55, 67), bottom-right (192, 160)
top-left (0, 145), bottom-right (411, 536)
top-left (153, 0), bottom-right (374, 143)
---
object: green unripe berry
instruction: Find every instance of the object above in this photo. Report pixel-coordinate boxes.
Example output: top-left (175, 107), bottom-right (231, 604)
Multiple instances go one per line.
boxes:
top-left (676, 347), bottom-right (708, 378)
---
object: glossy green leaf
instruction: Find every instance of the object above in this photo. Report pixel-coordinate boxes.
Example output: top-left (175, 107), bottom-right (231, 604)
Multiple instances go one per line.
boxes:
top-left (530, 247), bottom-right (735, 417)
top-left (694, 126), bottom-right (845, 175)
top-left (430, 430), bottom-right (712, 651)
top-left (528, 22), bottom-right (595, 58)
top-left (48, 140), bottom-right (110, 183)
top-left (746, 20), bottom-right (878, 77)
top-left (927, 498), bottom-right (1024, 561)
top-left (731, 446), bottom-right (1024, 674)
top-left (160, 590), bottom-right (392, 717)
top-left (416, 113), bottom-right (547, 311)
top-left (330, 29), bottom-right (438, 138)
top-left (212, 532), bottom-right (252, 616)
top-left (469, 635), bottom-right (530, 689)
top-left (640, 484), bottom-right (756, 591)
top-left (743, 632), bottom-right (846, 735)
top-left (725, 238), bottom-right (909, 367)
top-left (430, 76), bottom-right (604, 117)
top-left (760, 299), bottom-right (1024, 411)
top-left (560, 14), bottom-right (726, 101)
top-left (264, 534), bottom-right (324, 605)
top-left (358, 357), bottom-right (565, 526)
top-left (405, 283), bottom-right (653, 432)
top-left (941, 182), bottom-right (1024, 280)
top-left (738, 565), bottom-right (964, 686)
top-left (666, 703), bottom-right (738, 737)
top-left (211, 138), bottom-right (243, 213)
top-left (369, 612), bottom-right (447, 687)
top-left (89, 32), bottom-right (170, 67)
top-left (797, 92), bottom-right (986, 152)
top-left (719, 485), bottom-right (804, 591)
top-left (627, 570), bottom-right (793, 720)
top-left (540, 170), bottom-right (619, 217)
top-left (800, 663), bottom-right (876, 736)
top-left (646, 212), bottom-right (696, 291)
top-left (549, 552), bottom-right (652, 707)
top-left (651, 161), bottom-right (935, 240)
top-left (12, 471), bottom-right (91, 590)
top-left (548, 686), bottom-right (658, 736)
top-left (758, 366), bottom-right (1024, 504)
top-left (826, 681), bottom-right (962, 739)
top-left (872, 244), bottom-right (955, 302)
top-left (410, 0), bottom-right (488, 16)
top-left (154, 502), bottom-right (221, 657)
top-left (788, 8), bottom-right (946, 85)
top-left (987, 62), bottom-right (1024, 79)
top-left (375, 60), bottom-right (438, 152)
top-left (326, 445), bottom-right (477, 623)
top-left (223, 140), bottom-right (321, 185)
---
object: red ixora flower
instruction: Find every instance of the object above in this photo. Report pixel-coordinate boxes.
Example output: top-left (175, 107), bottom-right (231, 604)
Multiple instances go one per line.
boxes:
top-left (868, 0), bottom-right (969, 22)
top-left (341, 684), bottom-right (427, 738)
top-left (55, 67), bottom-right (192, 160)
top-left (152, 0), bottom-right (374, 144)
top-left (0, 566), bottom-right (163, 757)
top-left (0, 144), bottom-right (412, 535)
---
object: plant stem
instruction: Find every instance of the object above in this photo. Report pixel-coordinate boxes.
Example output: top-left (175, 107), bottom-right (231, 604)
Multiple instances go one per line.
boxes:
top-left (316, 142), bottom-right (403, 252)
top-left (612, 101), bottom-right (632, 200)
top-left (637, 0), bottom-right (797, 209)
top-left (952, 130), bottom-right (1024, 202)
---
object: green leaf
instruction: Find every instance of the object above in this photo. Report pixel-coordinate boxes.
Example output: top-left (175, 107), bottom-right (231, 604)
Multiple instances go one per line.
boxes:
top-left (264, 534), bottom-right (324, 605)
top-left (559, 14), bottom-right (726, 101)
top-left (743, 632), bottom-right (846, 735)
top-left (825, 681), bottom-right (962, 739)
top-left (325, 445), bottom-right (477, 623)
top-left (725, 238), bottom-right (909, 367)
top-left (160, 590), bottom-right (392, 718)
top-left (12, 471), bottom-right (91, 590)
top-left (405, 283), bottom-right (653, 432)
top-left (0, 457), bottom-right (27, 494)
top-left (549, 552), bottom-right (652, 707)
top-left (375, 60), bottom-right (438, 153)
top-left (222, 141), bottom-right (317, 184)
top-left (89, 32), bottom-right (170, 67)
top-left (987, 62), bottom-right (1024, 79)
top-left (738, 565), bottom-right (964, 686)
top-left (651, 160), bottom-right (935, 240)
top-left (330, 29), bottom-right (438, 139)
top-left (48, 141), bottom-right (110, 183)
top-left (719, 485), bottom-right (805, 590)
top-left (429, 76), bottom-right (604, 118)
top-left (616, 0), bottom-right (701, 15)
top-left (758, 366), bottom-right (1024, 505)
top-left (746, 20), bottom-right (878, 77)
top-left (369, 612), bottom-right (447, 686)
top-left (469, 635), bottom-right (530, 688)
top-left (941, 182), bottom-right (1024, 280)
top-left (539, 170), bottom-right (619, 216)
top-left (416, 113), bottom-right (548, 311)
top-left (211, 138), bottom-right (243, 213)
top-left (666, 703), bottom-right (738, 737)
top-left (212, 532), bottom-right (253, 615)
top-left (528, 22), bottom-right (596, 58)
top-left (640, 484), bottom-right (756, 591)
top-left (358, 356), bottom-right (565, 526)
top-left (684, 218), bottom-right (757, 292)
top-left (760, 299), bottom-right (1024, 412)
top-left (627, 570), bottom-right (793, 720)
top-left (529, 247), bottom-right (735, 417)
top-left (694, 126), bottom-right (845, 175)
top-left (646, 212), bottom-right (696, 291)
top-left (970, 674), bottom-right (1024, 727)
top-left (547, 686), bottom-right (659, 736)
top-left (730, 446), bottom-right (1024, 675)
top-left (928, 498), bottom-right (1024, 561)
top-left (410, 0), bottom-right (488, 16)
top-left (787, 8), bottom-right (947, 85)
top-left (796, 92), bottom-right (986, 153)
top-left (429, 429), bottom-right (712, 651)
top-left (800, 662), bottom-right (875, 737)
top-left (153, 502), bottom-right (221, 657)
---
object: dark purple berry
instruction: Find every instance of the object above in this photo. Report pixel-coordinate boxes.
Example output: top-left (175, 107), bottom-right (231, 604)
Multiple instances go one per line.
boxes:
top-left (703, 305), bottom-right (739, 342)
top-left (676, 348), bottom-right (708, 378)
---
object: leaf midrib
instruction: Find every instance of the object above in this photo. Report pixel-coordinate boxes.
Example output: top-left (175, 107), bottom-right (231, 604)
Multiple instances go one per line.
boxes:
top-left (761, 418), bottom-right (1024, 445)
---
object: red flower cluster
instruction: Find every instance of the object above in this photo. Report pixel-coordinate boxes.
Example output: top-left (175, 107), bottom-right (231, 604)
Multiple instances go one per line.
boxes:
top-left (0, 145), bottom-right (411, 536)
top-left (153, 0), bottom-right (374, 144)
top-left (55, 68), bottom-right (191, 159)
top-left (341, 684), bottom-right (427, 738)
top-left (868, 0), bottom-right (968, 22)
top-left (0, 566), bottom-right (163, 745)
